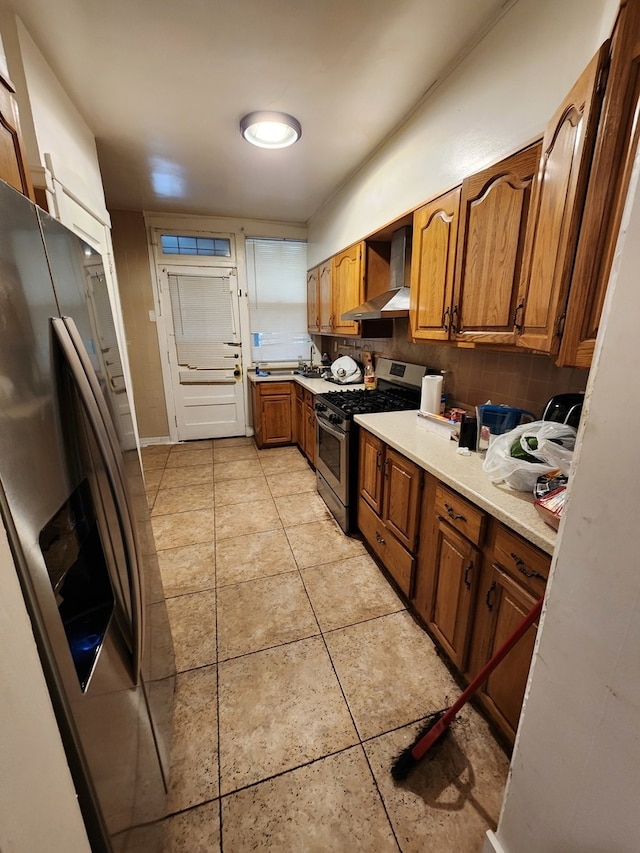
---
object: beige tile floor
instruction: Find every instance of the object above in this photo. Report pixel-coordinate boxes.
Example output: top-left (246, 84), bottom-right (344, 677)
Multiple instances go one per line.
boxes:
top-left (140, 438), bottom-right (509, 853)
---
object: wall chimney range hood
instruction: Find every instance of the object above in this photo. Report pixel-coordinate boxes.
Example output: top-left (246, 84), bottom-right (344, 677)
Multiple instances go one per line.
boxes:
top-left (341, 226), bottom-right (412, 321)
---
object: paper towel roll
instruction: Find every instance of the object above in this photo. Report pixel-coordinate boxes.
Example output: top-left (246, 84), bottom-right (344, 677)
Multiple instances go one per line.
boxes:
top-left (420, 375), bottom-right (443, 415)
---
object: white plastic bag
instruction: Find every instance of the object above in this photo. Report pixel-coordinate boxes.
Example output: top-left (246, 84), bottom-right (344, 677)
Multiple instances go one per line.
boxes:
top-left (482, 420), bottom-right (577, 491)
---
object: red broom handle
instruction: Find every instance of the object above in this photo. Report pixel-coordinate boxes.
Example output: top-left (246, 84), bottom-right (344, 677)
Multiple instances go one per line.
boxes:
top-left (412, 595), bottom-right (544, 761)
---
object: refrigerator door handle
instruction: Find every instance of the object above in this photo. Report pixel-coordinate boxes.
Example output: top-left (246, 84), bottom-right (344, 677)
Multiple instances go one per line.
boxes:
top-left (51, 317), bottom-right (144, 684)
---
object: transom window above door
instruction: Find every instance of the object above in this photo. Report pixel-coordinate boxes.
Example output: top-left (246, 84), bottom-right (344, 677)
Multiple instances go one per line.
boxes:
top-left (160, 233), bottom-right (232, 258)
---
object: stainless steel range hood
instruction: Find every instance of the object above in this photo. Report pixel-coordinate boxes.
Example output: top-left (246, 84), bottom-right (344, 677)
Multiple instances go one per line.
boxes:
top-left (341, 225), bottom-right (411, 321)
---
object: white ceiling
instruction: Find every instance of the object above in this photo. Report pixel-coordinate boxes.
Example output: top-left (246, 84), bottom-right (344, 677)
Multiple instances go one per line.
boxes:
top-left (12, 0), bottom-right (510, 223)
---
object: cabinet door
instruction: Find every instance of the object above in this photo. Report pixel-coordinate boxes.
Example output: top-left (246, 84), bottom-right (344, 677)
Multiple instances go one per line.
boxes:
top-left (359, 430), bottom-right (384, 514)
top-left (331, 243), bottom-right (363, 336)
top-left (358, 497), bottom-right (414, 597)
top-left (261, 394), bottom-right (292, 445)
top-left (558, 4), bottom-right (640, 367)
top-left (452, 143), bottom-right (541, 346)
top-left (410, 186), bottom-right (460, 342)
top-left (304, 400), bottom-right (316, 465)
top-left (0, 81), bottom-right (34, 201)
top-left (428, 519), bottom-right (479, 670)
top-left (251, 382), bottom-right (262, 446)
top-left (319, 260), bottom-right (333, 333)
top-left (294, 390), bottom-right (304, 449)
top-left (516, 44), bottom-right (608, 354)
top-left (307, 266), bottom-right (320, 333)
top-left (478, 566), bottom-right (540, 739)
top-left (382, 447), bottom-right (422, 551)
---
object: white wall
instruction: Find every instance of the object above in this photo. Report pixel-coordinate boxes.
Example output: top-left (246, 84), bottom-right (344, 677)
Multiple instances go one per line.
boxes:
top-left (0, 522), bottom-right (91, 852)
top-left (307, 0), bottom-right (619, 265)
top-left (15, 17), bottom-right (109, 224)
top-left (485, 128), bottom-right (640, 853)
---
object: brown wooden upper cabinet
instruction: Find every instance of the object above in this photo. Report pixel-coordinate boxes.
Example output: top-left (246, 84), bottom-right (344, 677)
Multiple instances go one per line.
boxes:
top-left (331, 243), bottom-right (364, 336)
top-left (451, 142), bottom-right (542, 346)
top-left (0, 76), bottom-right (34, 201)
top-left (515, 44), bottom-right (609, 355)
top-left (308, 240), bottom-right (392, 337)
top-left (409, 186), bottom-right (461, 343)
top-left (307, 260), bottom-right (332, 335)
top-left (558, 1), bottom-right (640, 367)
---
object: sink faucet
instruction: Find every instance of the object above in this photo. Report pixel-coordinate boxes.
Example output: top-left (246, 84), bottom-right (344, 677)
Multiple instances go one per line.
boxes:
top-left (309, 345), bottom-right (314, 369)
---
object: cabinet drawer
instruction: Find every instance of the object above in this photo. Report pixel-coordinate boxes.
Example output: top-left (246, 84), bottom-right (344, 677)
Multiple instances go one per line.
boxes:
top-left (358, 497), bottom-right (414, 597)
top-left (295, 383), bottom-right (304, 400)
top-left (434, 484), bottom-right (485, 546)
top-left (303, 389), bottom-right (313, 406)
top-left (493, 524), bottom-right (550, 597)
top-left (259, 381), bottom-right (292, 396)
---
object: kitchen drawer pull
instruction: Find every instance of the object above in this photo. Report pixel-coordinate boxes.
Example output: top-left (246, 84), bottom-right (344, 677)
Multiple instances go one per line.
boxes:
top-left (511, 552), bottom-right (546, 581)
top-left (375, 530), bottom-right (386, 545)
top-left (445, 502), bottom-right (466, 522)
top-left (485, 581), bottom-right (497, 612)
top-left (464, 560), bottom-right (473, 589)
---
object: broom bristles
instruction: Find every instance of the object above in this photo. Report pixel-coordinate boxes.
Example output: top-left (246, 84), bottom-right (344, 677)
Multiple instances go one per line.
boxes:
top-left (390, 709), bottom-right (448, 781)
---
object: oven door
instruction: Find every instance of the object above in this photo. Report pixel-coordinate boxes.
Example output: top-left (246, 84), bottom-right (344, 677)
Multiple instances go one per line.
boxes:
top-left (315, 413), bottom-right (349, 505)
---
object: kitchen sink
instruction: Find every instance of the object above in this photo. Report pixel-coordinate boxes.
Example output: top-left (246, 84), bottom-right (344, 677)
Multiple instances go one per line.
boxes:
top-left (296, 368), bottom-right (324, 378)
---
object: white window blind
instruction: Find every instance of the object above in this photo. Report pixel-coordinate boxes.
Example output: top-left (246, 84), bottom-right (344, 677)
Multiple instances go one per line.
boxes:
top-left (245, 238), bottom-right (310, 363)
top-left (168, 273), bottom-right (237, 368)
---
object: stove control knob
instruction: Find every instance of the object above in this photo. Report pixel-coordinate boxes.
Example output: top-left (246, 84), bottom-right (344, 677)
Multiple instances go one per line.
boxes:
top-left (316, 403), bottom-right (327, 412)
top-left (329, 414), bottom-right (341, 425)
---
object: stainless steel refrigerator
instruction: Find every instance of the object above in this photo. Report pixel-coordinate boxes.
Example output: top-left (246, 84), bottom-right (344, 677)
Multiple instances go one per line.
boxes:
top-left (0, 180), bottom-right (175, 852)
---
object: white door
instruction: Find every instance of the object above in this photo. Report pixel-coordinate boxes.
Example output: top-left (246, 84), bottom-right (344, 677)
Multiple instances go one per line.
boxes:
top-left (157, 265), bottom-right (245, 440)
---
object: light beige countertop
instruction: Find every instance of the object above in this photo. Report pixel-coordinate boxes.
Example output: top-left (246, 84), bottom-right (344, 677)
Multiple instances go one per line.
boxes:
top-left (247, 371), bottom-right (365, 394)
top-left (354, 410), bottom-right (556, 555)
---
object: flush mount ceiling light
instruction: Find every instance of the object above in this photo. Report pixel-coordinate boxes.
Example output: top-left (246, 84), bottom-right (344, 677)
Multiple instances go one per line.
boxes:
top-left (239, 111), bottom-right (302, 149)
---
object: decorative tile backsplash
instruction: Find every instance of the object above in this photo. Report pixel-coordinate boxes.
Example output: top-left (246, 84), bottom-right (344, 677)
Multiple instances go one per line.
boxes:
top-left (318, 318), bottom-right (588, 417)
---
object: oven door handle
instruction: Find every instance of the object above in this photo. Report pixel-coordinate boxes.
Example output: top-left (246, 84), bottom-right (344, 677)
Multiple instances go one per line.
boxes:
top-left (317, 417), bottom-right (347, 441)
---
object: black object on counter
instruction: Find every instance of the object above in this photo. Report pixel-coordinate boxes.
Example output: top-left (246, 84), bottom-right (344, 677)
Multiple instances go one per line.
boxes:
top-left (542, 392), bottom-right (584, 429)
top-left (458, 413), bottom-right (477, 451)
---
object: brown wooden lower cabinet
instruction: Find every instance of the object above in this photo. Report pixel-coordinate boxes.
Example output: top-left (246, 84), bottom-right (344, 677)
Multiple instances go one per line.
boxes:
top-left (358, 430), bottom-right (423, 596)
top-left (465, 523), bottom-right (549, 743)
top-left (251, 381), bottom-right (294, 448)
top-left (357, 428), bottom-right (551, 746)
top-left (413, 478), bottom-right (485, 671)
top-left (295, 385), bottom-right (316, 466)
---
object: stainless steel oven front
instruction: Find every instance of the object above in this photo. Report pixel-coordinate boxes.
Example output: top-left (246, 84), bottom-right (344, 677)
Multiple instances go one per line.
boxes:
top-left (315, 409), bottom-right (351, 532)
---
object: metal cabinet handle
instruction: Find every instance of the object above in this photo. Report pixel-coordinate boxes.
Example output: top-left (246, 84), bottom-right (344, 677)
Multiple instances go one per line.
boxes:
top-left (376, 450), bottom-right (382, 471)
top-left (375, 530), bottom-right (386, 545)
top-left (485, 581), bottom-right (497, 612)
top-left (511, 552), bottom-right (546, 581)
top-left (441, 306), bottom-right (450, 331)
top-left (513, 299), bottom-right (525, 333)
top-left (383, 458), bottom-right (390, 478)
top-left (450, 304), bottom-right (459, 333)
top-left (445, 502), bottom-right (466, 522)
top-left (464, 561), bottom-right (473, 589)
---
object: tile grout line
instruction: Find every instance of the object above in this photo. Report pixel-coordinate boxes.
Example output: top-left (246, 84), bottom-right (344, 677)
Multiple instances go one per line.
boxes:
top-left (296, 565), bottom-right (403, 850)
top-left (212, 452), bottom-right (225, 853)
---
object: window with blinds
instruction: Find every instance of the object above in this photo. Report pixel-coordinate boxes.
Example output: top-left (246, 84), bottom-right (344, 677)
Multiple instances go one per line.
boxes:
top-left (245, 237), bottom-right (310, 363)
top-left (168, 272), bottom-right (237, 368)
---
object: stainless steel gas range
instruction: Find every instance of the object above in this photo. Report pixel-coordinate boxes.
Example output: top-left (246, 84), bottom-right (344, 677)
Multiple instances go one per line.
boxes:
top-left (315, 358), bottom-right (428, 533)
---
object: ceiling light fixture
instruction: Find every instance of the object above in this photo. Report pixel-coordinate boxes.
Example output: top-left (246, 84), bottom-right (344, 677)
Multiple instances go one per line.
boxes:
top-left (239, 111), bottom-right (302, 149)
